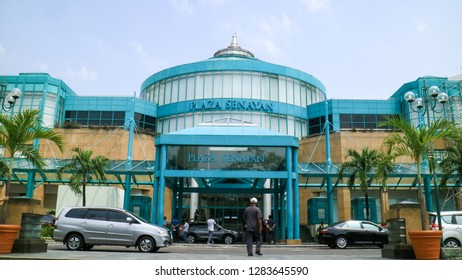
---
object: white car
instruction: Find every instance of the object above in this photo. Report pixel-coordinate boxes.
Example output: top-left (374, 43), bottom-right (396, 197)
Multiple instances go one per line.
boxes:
top-left (429, 211), bottom-right (462, 247)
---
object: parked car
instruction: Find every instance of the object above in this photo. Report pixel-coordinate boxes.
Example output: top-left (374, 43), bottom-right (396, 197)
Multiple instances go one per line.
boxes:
top-left (429, 211), bottom-right (462, 247)
top-left (185, 222), bottom-right (239, 244)
top-left (53, 207), bottom-right (172, 252)
top-left (41, 214), bottom-right (56, 227)
top-left (317, 220), bottom-right (388, 249)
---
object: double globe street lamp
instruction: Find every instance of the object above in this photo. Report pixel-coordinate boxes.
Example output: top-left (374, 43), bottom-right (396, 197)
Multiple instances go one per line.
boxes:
top-left (404, 84), bottom-right (448, 232)
top-left (0, 84), bottom-right (21, 112)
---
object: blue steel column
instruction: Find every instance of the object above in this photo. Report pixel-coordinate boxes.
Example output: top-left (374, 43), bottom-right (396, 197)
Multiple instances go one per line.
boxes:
top-left (423, 176), bottom-right (433, 211)
top-left (293, 147), bottom-right (300, 239)
top-left (325, 101), bottom-right (334, 225)
top-left (151, 145), bottom-right (160, 224)
top-left (273, 186), bottom-right (279, 241)
top-left (26, 139), bottom-right (40, 197)
top-left (157, 145), bottom-right (167, 226)
top-left (279, 187), bottom-right (286, 240)
top-left (124, 117), bottom-right (135, 210)
top-left (286, 146), bottom-right (293, 239)
top-left (25, 171), bottom-right (35, 198)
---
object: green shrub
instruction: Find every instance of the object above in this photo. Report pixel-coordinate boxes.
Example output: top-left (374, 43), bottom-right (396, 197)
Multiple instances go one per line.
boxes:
top-left (41, 226), bottom-right (54, 239)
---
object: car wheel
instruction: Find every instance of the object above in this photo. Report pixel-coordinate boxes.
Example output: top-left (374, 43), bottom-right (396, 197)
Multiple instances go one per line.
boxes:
top-left (335, 236), bottom-right (348, 249)
top-left (223, 235), bottom-right (235, 245)
top-left (186, 234), bottom-right (196, 244)
top-left (444, 238), bottom-right (461, 248)
top-left (138, 236), bottom-right (156, 252)
top-left (66, 234), bottom-right (84, 251)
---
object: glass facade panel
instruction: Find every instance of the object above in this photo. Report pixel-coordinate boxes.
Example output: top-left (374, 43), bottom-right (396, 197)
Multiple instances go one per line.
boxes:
top-left (251, 73), bottom-right (260, 99)
top-left (171, 78), bottom-right (179, 103)
top-left (166, 146), bottom-right (287, 171)
top-left (204, 74), bottom-right (213, 98)
top-left (278, 77), bottom-right (287, 103)
top-left (232, 73), bottom-right (242, 98)
top-left (223, 73), bottom-right (233, 98)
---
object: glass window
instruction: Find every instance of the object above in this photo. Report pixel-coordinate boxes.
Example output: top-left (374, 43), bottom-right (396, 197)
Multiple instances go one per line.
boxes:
top-left (287, 79), bottom-right (294, 105)
top-left (195, 74), bottom-right (204, 99)
top-left (178, 77), bottom-right (187, 102)
top-left (204, 74), bottom-right (213, 98)
top-left (65, 208), bottom-right (87, 219)
top-left (107, 210), bottom-right (130, 223)
top-left (251, 73), bottom-right (260, 99)
top-left (232, 73), bottom-right (242, 98)
top-left (165, 80), bottom-right (172, 104)
top-left (454, 215), bottom-right (462, 225)
top-left (278, 77), bottom-right (287, 103)
top-left (269, 76), bottom-right (278, 102)
top-left (294, 80), bottom-right (301, 106)
top-left (362, 222), bottom-right (380, 231)
top-left (85, 209), bottom-right (107, 221)
top-left (159, 82), bottom-right (165, 106)
top-left (171, 78), bottom-right (179, 103)
top-left (89, 111), bottom-right (100, 119)
top-left (213, 73), bottom-right (223, 98)
top-left (186, 76), bottom-right (195, 101)
top-left (223, 73), bottom-right (233, 98)
top-left (242, 75), bottom-right (252, 98)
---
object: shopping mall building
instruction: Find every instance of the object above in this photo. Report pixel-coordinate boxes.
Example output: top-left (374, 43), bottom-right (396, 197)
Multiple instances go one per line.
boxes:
top-left (1, 35), bottom-right (461, 241)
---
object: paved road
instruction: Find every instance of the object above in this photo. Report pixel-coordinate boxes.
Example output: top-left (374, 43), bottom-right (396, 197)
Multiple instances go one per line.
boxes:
top-left (0, 241), bottom-right (387, 260)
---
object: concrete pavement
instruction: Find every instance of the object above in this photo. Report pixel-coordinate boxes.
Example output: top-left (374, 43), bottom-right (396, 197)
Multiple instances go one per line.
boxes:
top-left (0, 240), bottom-right (388, 260)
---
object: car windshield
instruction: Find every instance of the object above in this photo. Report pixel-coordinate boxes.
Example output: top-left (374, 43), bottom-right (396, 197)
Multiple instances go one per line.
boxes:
top-left (124, 210), bottom-right (148, 223)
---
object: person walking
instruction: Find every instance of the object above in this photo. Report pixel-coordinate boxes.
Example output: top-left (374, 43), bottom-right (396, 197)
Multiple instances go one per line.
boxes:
top-left (207, 215), bottom-right (216, 245)
top-left (243, 197), bottom-right (263, 256)
top-left (266, 214), bottom-right (275, 244)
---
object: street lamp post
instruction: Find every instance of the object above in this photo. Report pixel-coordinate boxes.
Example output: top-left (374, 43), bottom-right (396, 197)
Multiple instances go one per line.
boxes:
top-left (403, 84), bottom-right (447, 233)
top-left (0, 84), bottom-right (21, 112)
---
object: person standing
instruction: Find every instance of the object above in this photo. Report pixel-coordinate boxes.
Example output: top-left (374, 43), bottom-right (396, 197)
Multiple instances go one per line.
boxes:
top-left (182, 219), bottom-right (189, 242)
top-left (194, 209), bottom-right (199, 221)
top-left (207, 215), bottom-right (216, 245)
top-left (243, 197), bottom-right (263, 256)
top-left (171, 216), bottom-right (180, 242)
top-left (266, 214), bottom-right (275, 244)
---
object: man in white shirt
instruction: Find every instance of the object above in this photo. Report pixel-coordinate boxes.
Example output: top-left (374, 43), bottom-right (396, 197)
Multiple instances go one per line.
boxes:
top-left (207, 215), bottom-right (216, 245)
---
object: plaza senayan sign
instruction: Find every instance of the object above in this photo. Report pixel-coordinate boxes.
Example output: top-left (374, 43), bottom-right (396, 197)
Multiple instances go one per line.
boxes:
top-left (167, 146), bottom-right (286, 171)
top-left (190, 99), bottom-right (274, 112)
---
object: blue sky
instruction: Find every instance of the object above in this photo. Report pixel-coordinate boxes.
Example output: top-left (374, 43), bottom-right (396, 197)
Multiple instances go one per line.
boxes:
top-left (1, 0), bottom-right (461, 99)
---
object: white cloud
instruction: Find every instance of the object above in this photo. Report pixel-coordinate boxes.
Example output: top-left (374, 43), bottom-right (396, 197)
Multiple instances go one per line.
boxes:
top-left (171, 0), bottom-right (227, 15)
top-left (0, 44), bottom-right (5, 55)
top-left (69, 66), bottom-right (98, 81)
top-left (416, 22), bottom-right (428, 33)
top-left (300, 0), bottom-right (331, 13)
top-left (129, 41), bottom-right (147, 57)
top-left (252, 37), bottom-right (280, 56)
top-left (170, 0), bottom-right (196, 15)
top-left (39, 63), bottom-right (49, 72)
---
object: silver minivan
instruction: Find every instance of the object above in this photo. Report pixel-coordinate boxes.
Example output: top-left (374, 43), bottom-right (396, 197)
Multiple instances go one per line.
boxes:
top-left (429, 211), bottom-right (462, 247)
top-left (53, 207), bottom-right (172, 252)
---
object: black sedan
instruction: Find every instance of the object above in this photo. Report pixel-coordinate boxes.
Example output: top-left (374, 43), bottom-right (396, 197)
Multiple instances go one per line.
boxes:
top-left (185, 222), bottom-right (239, 244)
top-left (317, 220), bottom-right (388, 249)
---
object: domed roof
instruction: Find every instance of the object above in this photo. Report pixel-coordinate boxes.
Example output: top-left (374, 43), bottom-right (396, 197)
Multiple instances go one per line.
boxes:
top-left (213, 33), bottom-right (254, 58)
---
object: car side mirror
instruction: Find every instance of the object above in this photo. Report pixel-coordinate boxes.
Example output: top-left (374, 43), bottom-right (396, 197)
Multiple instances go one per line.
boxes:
top-left (126, 217), bottom-right (134, 224)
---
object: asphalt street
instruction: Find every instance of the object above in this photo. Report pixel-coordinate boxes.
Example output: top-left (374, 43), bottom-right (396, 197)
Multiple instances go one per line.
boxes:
top-left (0, 241), bottom-right (388, 260)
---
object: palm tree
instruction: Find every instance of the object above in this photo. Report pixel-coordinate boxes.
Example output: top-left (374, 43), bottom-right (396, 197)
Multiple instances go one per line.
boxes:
top-left (382, 116), bottom-right (461, 230)
top-left (375, 147), bottom-right (395, 221)
top-left (58, 147), bottom-right (109, 206)
top-left (439, 141), bottom-right (462, 210)
top-left (0, 109), bottom-right (64, 224)
top-left (338, 147), bottom-right (384, 221)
